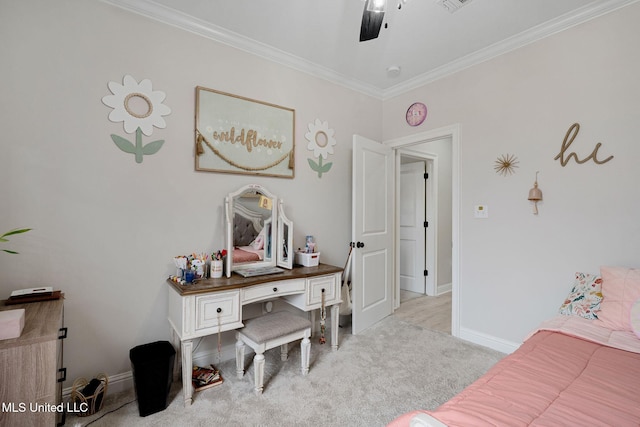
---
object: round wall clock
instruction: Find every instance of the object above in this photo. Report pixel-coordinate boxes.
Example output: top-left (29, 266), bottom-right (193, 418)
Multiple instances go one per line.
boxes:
top-left (406, 102), bottom-right (427, 127)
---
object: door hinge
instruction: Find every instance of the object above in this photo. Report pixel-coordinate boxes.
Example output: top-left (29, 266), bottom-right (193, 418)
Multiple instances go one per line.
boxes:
top-left (424, 172), bottom-right (429, 180)
top-left (424, 270), bottom-right (429, 276)
top-left (423, 221), bottom-right (429, 228)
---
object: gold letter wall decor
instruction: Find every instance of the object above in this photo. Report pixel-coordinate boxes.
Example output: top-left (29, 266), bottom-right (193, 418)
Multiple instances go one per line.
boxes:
top-left (554, 123), bottom-right (614, 167)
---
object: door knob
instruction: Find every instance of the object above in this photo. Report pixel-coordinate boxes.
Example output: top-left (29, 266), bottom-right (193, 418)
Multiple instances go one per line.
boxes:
top-left (356, 241), bottom-right (365, 248)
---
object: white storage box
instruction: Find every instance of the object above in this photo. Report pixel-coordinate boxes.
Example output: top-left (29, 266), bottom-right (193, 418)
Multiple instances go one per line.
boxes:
top-left (0, 308), bottom-right (25, 340)
top-left (295, 251), bottom-right (320, 267)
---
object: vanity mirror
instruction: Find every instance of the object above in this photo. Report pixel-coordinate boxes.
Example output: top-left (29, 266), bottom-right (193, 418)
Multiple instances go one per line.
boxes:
top-left (225, 184), bottom-right (293, 277)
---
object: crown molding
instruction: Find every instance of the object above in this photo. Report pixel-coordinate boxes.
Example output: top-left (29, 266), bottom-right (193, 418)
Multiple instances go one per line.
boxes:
top-left (99, 0), bottom-right (383, 99)
top-left (101, 0), bottom-right (639, 101)
top-left (381, 0), bottom-right (640, 100)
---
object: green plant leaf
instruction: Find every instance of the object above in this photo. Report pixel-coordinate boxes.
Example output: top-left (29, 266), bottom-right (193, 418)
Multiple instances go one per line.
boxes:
top-left (111, 134), bottom-right (136, 154)
top-left (0, 228), bottom-right (31, 239)
top-left (142, 140), bottom-right (165, 155)
top-left (307, 158), bottom-right (320, 171)
top-left (1, 228), bottom-right (30, 254)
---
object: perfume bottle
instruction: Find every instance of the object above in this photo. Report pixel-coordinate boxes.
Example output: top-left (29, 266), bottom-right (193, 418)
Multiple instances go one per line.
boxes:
top-left (305, 235), bottom-right (315, 253)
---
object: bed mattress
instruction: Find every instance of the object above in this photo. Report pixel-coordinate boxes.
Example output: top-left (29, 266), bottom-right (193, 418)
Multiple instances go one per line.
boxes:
top-left (390, 327), bottom-right (640, 426)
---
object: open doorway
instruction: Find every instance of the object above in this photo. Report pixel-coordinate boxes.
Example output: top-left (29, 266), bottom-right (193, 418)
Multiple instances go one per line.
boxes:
top-left (386, 124), bottom-right (460, 337)
top-left (398, 157), bottom-right (432, 296)
top-left (396, 141), bottom-right (452, 333)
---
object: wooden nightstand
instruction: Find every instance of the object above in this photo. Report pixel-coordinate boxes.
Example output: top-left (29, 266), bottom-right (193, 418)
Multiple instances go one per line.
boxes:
top-left (0, 298), bottom-right (66, 426)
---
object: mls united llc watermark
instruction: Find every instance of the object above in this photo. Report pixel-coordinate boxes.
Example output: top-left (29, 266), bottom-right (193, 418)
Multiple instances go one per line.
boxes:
top-left (2, 401), bottom-right (89, 413)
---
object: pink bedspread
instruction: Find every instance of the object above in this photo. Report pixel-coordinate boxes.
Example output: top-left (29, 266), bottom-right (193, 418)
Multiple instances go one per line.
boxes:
top-left (233, 246), bottom-right (262, 264)
top-left (389, 327), bottom-right (640, 426)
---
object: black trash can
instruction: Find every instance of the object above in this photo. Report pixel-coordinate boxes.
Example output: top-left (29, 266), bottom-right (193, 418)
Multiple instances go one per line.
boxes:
top-left (129, 341), bottom-right (175, 417)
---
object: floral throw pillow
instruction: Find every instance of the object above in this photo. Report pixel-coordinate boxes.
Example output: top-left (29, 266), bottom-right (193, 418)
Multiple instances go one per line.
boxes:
top-left (558, 272), bottom-right (603, 320)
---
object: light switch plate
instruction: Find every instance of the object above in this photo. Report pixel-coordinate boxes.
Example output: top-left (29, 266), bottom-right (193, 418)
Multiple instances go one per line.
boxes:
top-left (474, 205), bottom-right (488, 218)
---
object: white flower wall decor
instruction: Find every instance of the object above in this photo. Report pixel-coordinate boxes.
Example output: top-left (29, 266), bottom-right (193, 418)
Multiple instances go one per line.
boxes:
top-left (305, 119), bottom-right (337, 178)
top-left (102, 75), bottom-right (171, 163)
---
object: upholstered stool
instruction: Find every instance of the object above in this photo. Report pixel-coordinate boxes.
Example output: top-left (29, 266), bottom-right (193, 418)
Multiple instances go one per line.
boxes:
top-left (235, 311), bottom-right (311, 395)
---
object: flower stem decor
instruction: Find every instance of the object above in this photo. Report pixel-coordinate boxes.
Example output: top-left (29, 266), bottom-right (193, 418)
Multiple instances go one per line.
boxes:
top-left (305, 119), bottom-right (337, 178)
top-left (102, 75), bottom-right (171, 163)
top-left (1, 228), bottom-right (31, 254)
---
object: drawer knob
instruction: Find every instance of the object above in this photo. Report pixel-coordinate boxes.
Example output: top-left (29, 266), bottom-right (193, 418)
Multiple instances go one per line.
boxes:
top-left (273, 287), bottom-right (278, 292)
top-left (216, 307), bottom-right (222, 313)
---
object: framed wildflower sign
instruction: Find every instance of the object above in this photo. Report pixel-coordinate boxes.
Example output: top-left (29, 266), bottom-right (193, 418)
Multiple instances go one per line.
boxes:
top-left (195, 87), bottom-right (295, 178)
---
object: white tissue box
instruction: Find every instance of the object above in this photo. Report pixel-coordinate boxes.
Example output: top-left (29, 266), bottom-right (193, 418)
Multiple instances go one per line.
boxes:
top-left (0, 308), bottom-right (25, 340)
top-left (295, 251), bottom-right (320, 267)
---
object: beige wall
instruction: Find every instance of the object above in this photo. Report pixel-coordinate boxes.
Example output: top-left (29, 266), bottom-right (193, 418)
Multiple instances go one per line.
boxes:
top-left (384, 2), bottom-right (640, 346)
top-left (2, 0), bottom-right (640, 386)
top-left (0, 0), bottom-right (381, 386)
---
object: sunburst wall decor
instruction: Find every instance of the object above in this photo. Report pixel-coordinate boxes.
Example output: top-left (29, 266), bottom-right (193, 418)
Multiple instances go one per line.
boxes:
top-left (494, 153), bottom-right (519, 176)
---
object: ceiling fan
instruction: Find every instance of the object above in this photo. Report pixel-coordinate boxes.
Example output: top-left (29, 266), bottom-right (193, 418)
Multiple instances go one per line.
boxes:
top-left (359, 0), bottom-right (472, 42)
top-left (359, 0), bottom-right (387, 42)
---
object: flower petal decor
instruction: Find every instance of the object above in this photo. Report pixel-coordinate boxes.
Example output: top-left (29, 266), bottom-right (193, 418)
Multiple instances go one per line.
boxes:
top-left (102, 75), bottom-right (171, 136)
top-left (102, 75), bottom-right (171, 163)
top-left (305, 119), bottom-right (336, 178)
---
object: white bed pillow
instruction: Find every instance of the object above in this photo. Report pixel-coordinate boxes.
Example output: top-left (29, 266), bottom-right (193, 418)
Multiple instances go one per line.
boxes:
top-left (251, 228), bottom-right (265, 250)
top-left (558, 272), bottom-right (603, 320)
top-left (594, 266), bottom-right (640, 332)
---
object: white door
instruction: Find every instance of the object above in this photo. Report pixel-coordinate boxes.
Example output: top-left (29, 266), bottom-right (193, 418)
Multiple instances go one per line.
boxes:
top-left (352, 135), bottom-right (394, 334)
top-left (399, 162), bottom-right (426, 294)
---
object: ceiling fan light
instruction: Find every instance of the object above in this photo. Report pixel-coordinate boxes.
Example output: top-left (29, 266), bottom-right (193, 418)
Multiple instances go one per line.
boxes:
top-left (360, 0), bottom-right (386, 42)
top-left (366, 0), bottom-right (386, 13)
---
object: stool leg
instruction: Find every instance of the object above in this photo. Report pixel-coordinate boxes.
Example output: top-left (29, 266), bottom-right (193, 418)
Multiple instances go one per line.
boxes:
top-left (254, 352), bottom-right (265, 395)
top-left (280, 343), bottom-right (288, 361)
top-left (300, 328), bottom-right (311, 375)
top-left (235, 333), bottom-right (245, 379)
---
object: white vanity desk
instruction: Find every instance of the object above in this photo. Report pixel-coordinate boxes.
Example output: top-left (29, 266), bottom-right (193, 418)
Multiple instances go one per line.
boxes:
top-left (167, 263), bottom-right (342, 406)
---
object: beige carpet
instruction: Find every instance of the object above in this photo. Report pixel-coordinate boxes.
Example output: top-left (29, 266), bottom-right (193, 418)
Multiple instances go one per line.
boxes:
top-left (68, 316), bottom-right (504, 427)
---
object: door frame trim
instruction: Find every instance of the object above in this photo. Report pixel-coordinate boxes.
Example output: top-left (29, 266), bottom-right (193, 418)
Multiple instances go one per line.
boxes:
top-left (384, 124), bottom-right (460, 338)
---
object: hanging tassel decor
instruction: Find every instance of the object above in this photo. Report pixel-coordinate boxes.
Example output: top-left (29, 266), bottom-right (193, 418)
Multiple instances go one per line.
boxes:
top-left (319, 288), bottom-right (326, 344)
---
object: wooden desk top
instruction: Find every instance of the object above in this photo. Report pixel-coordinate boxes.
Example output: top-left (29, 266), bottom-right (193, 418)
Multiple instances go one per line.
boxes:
top-left (167, 263), bottom-right (343, 296)
top-left (0, 297), bottom-right (64, 349)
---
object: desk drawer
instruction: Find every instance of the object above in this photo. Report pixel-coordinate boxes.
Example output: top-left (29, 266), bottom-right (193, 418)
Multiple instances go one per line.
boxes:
top-left (242, 279), bottom-right (305, 304)
top-left (307, 275), bottom-right (337, 306)
top-left (195, 291), bottom-right (241, 331)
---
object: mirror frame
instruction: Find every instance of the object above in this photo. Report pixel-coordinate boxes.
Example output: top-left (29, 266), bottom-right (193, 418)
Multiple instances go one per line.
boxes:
top-left (277, 199), bottom-right (293, 269)
top-left (225, 184), bottom-right (293, 276)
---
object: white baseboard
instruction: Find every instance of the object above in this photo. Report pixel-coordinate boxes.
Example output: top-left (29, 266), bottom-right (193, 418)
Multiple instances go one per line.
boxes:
top-left (436, 283), bottom-right (452, 295)
top-left (62, 344), bottom-right (240, 399)
top-left (62, 371), bottom-right (134, 399)
top-left (458, 327), bottom-right (520, 354)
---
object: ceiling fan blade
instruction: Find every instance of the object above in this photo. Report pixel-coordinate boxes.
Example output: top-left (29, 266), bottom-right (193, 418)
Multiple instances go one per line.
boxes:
top-left (360, 1), bottom-right (385, 42)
